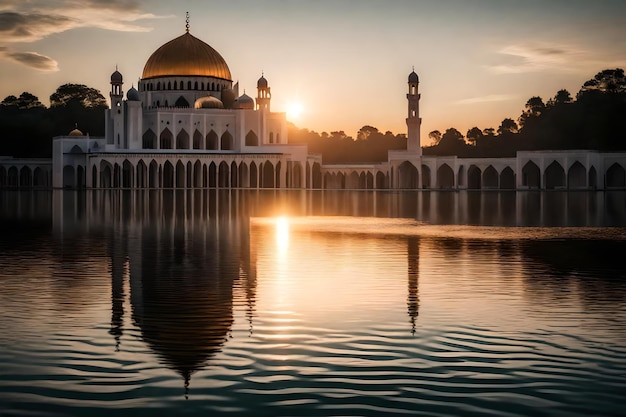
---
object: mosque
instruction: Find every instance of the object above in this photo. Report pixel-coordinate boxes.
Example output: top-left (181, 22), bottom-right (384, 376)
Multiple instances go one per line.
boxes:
top-left (1, 21), bottom-right (626, 190)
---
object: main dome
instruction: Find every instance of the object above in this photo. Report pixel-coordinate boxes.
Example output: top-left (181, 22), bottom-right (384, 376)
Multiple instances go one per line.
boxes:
top-left (142, 32), bottom-right (232, 80)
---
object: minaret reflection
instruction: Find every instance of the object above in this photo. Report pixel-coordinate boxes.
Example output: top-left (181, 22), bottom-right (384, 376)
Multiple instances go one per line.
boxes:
top-left (102, 190), bottom-right (255, 398)
top-left (109, 251), bottom-right (126, 352)
top-left (407, 237), bottom-right (420, 334)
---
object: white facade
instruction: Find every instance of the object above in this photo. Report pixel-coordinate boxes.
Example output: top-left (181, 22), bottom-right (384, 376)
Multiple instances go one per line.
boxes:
top-left (4, 28), bottom-right (626, 191)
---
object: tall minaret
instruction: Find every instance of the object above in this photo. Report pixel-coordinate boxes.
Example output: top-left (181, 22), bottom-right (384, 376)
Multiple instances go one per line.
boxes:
top-left (406, 68), bottom-right (421, 154)
top-left (256, 73), bottom-right (271, 111)
top-left (109, 68), bottom-right (125, 148)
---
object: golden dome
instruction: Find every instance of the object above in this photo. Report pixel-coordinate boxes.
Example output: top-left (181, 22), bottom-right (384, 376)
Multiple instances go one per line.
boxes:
top-left (142, 32), bottom-right (232, 80)
top-left (69, 128), bottom-right (84, 136)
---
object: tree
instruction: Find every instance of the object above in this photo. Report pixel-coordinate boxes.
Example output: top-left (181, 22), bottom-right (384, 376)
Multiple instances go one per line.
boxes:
top-left (548, 89), bottom-right (572, 106)
top-left (518, 96), bottom-right (545, 128)
top-left (50, 83), bottom-right (107, 109)
top-left (483, 127), bottom-right (496, 137)
top-left (498, 118), bottom-right (518, 135)
top-left (428, 130), bottom-right (442, 145)
top-left (357, 125), bottom-right (379, 141)
top-left (1, 92), bottom-right (44, 110)
top-left (439, 128), bottom-right (465, 147)
top-left (578, 68), bottom-right (626, 97)
top-left (466, 127), bottom-right (483, 146)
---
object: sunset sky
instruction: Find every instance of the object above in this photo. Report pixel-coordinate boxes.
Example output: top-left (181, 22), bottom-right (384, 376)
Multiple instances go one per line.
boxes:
top-left (1, 0), bottom-right (625, 143)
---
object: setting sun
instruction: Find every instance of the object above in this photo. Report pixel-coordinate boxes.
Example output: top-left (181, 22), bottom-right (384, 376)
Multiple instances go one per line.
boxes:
top-left (286, 102), bottom-right (304, 121)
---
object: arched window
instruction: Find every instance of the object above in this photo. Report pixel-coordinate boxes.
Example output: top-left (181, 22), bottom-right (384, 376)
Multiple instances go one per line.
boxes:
top-left (245, 130), bottom-right (259, 146)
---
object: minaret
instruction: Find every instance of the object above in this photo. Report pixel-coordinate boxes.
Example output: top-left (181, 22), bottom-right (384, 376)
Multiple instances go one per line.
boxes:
top-left (256, 73), bottom-right (271, 111)
top-left (406, 68), bottom-right (421, 154)
top-left (109, 67), bottom-right (125, 148)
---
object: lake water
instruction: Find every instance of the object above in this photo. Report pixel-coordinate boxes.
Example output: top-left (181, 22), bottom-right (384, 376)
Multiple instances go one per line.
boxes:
top-left (1, 190), bottom-right (625, 417)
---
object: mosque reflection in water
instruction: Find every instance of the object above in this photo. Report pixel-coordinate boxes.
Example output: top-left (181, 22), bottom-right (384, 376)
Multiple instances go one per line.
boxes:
top-left (45, 189), bottom-right (626, 395)
top-left (53, 190), bottom-right (254, 392)
top-left (50, 190), bottom-right (422, 392)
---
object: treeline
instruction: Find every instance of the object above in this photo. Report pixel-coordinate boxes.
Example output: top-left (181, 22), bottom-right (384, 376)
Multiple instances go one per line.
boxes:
top-left (425, 68), bottom-right (626, 157)
top-left (0, 84), bottom-right (107, 158)
top-left (288, 125), bottom-right (407, 164)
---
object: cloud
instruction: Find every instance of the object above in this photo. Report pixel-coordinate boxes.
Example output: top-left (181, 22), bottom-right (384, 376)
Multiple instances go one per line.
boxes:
top-left (0, 11), bottom-right (76, 42)
top-left (0, 1), bottom-right (165, 67)
top-left (0, 1), bottom-right (161, 43)
top-left (456, 94), bottom-right (517, 105)
top-left (0, 46), bottom-right (59, 71)
top-left (488, 44), bottom-right (585, 74)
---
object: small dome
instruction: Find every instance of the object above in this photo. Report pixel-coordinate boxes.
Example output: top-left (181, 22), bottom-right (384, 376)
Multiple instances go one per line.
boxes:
top-left (257, 75), bottom-right (268, 88)
top-left (111, 70), bottom-right (123, 84)
top-left (408, 70), bottom-right (419, 83)
top-left (127, 86), bottom-right (140, 101)
top-left (236, 93), bottom-right (254, 109)
top-left (69, 128), bottom-right (84, 136)
top-left (194, 95), bottom-right (224, 109)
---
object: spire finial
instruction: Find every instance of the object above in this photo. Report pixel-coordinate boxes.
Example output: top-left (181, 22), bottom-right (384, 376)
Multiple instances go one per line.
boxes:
top-left (185, 11), bottom-right (190, 33)
top-left (412, 65), bottom-right (415, 72)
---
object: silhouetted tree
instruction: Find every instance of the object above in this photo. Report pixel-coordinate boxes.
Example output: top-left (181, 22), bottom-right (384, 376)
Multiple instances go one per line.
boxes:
top-left (1, 92), bottom-right (45, 110)
top-left (50, 83), bottom-right (107, 109)
top-left (498, 118), bottom-right (518, 135)
top-left (466, 127), bottom-right (483, 146)
top-left (428, 130), bottom-right (442, 145)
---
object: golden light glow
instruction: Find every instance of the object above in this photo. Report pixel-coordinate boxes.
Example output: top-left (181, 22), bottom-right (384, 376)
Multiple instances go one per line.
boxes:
top-left (275, 216), bottom-right (290, 255)
top-left (286, 102), bottom-right (304, 121)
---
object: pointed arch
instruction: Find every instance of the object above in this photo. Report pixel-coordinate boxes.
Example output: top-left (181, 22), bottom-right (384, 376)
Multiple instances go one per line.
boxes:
top-left (250, 161), bottom-right (258, 188)
top-left (262, 161), bottom-right (274, 188)
top-left (312, 162), bottom-right (322, 189)
top-left (176, 129), bottom-right (189, 150)
top-left (567, 161), bottom-right (586, 189)
top-left (218, 161), bottom-right (229, 187)
top-left (176, 160), bottom-right (185, 188)
top-left (398, 161), bottom-right (418, 189)
top-left (500, 167), bottom-right (515, 189)
top-left (375, 171), bottom-right (387, 189)
top-left (522, 161), bottom-right (540, 188)
top-left (143, 129), bottom-right (157, 149)
top-left (239, 162), bottom-right (249, 188)
top-left (221, 131), bottom-right (233, 150)
top-left (467, 165), bottom-right (481, 189)
top-left (193, 160), bottom-right (202, 188)
top-left (245, 130), bottom-right (259, 146)
top-left (483, 165), bottom-right (498, 188)
top-left (70, 145), bottom-right (84, 154)
top-left (122, 159), bottom-right (133, 188)
top-left (230, 161), bottom-right (238, 187)
top-left (193, 129), bottom-right (203, 149)
top-left (137, 160), bottom-right (147, 188)
top-left (544, 160), bottom-right (565, 189)
top-left (209, 162), bottom-right (217, 187)
top-left (19, 166), bottom-right (32, 187)
top-left (100, 161), bottom-right (112, 188)
top-left (436, 164), bottom-right (454, 189)
top-left (163, 161), bottom-right (174, 188)
top-left (149, 159), bottom-right (158, 188)
top-left (160, 128), bottom-right (173, 149)
top-left (34, 167), bottom-right (46, 188)
top-left (606, 162), bottom-right (626, 188)
top-left (292, 162), bottom-right (303, 188)
top-left (206, 130), bottom-right (218, 150)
